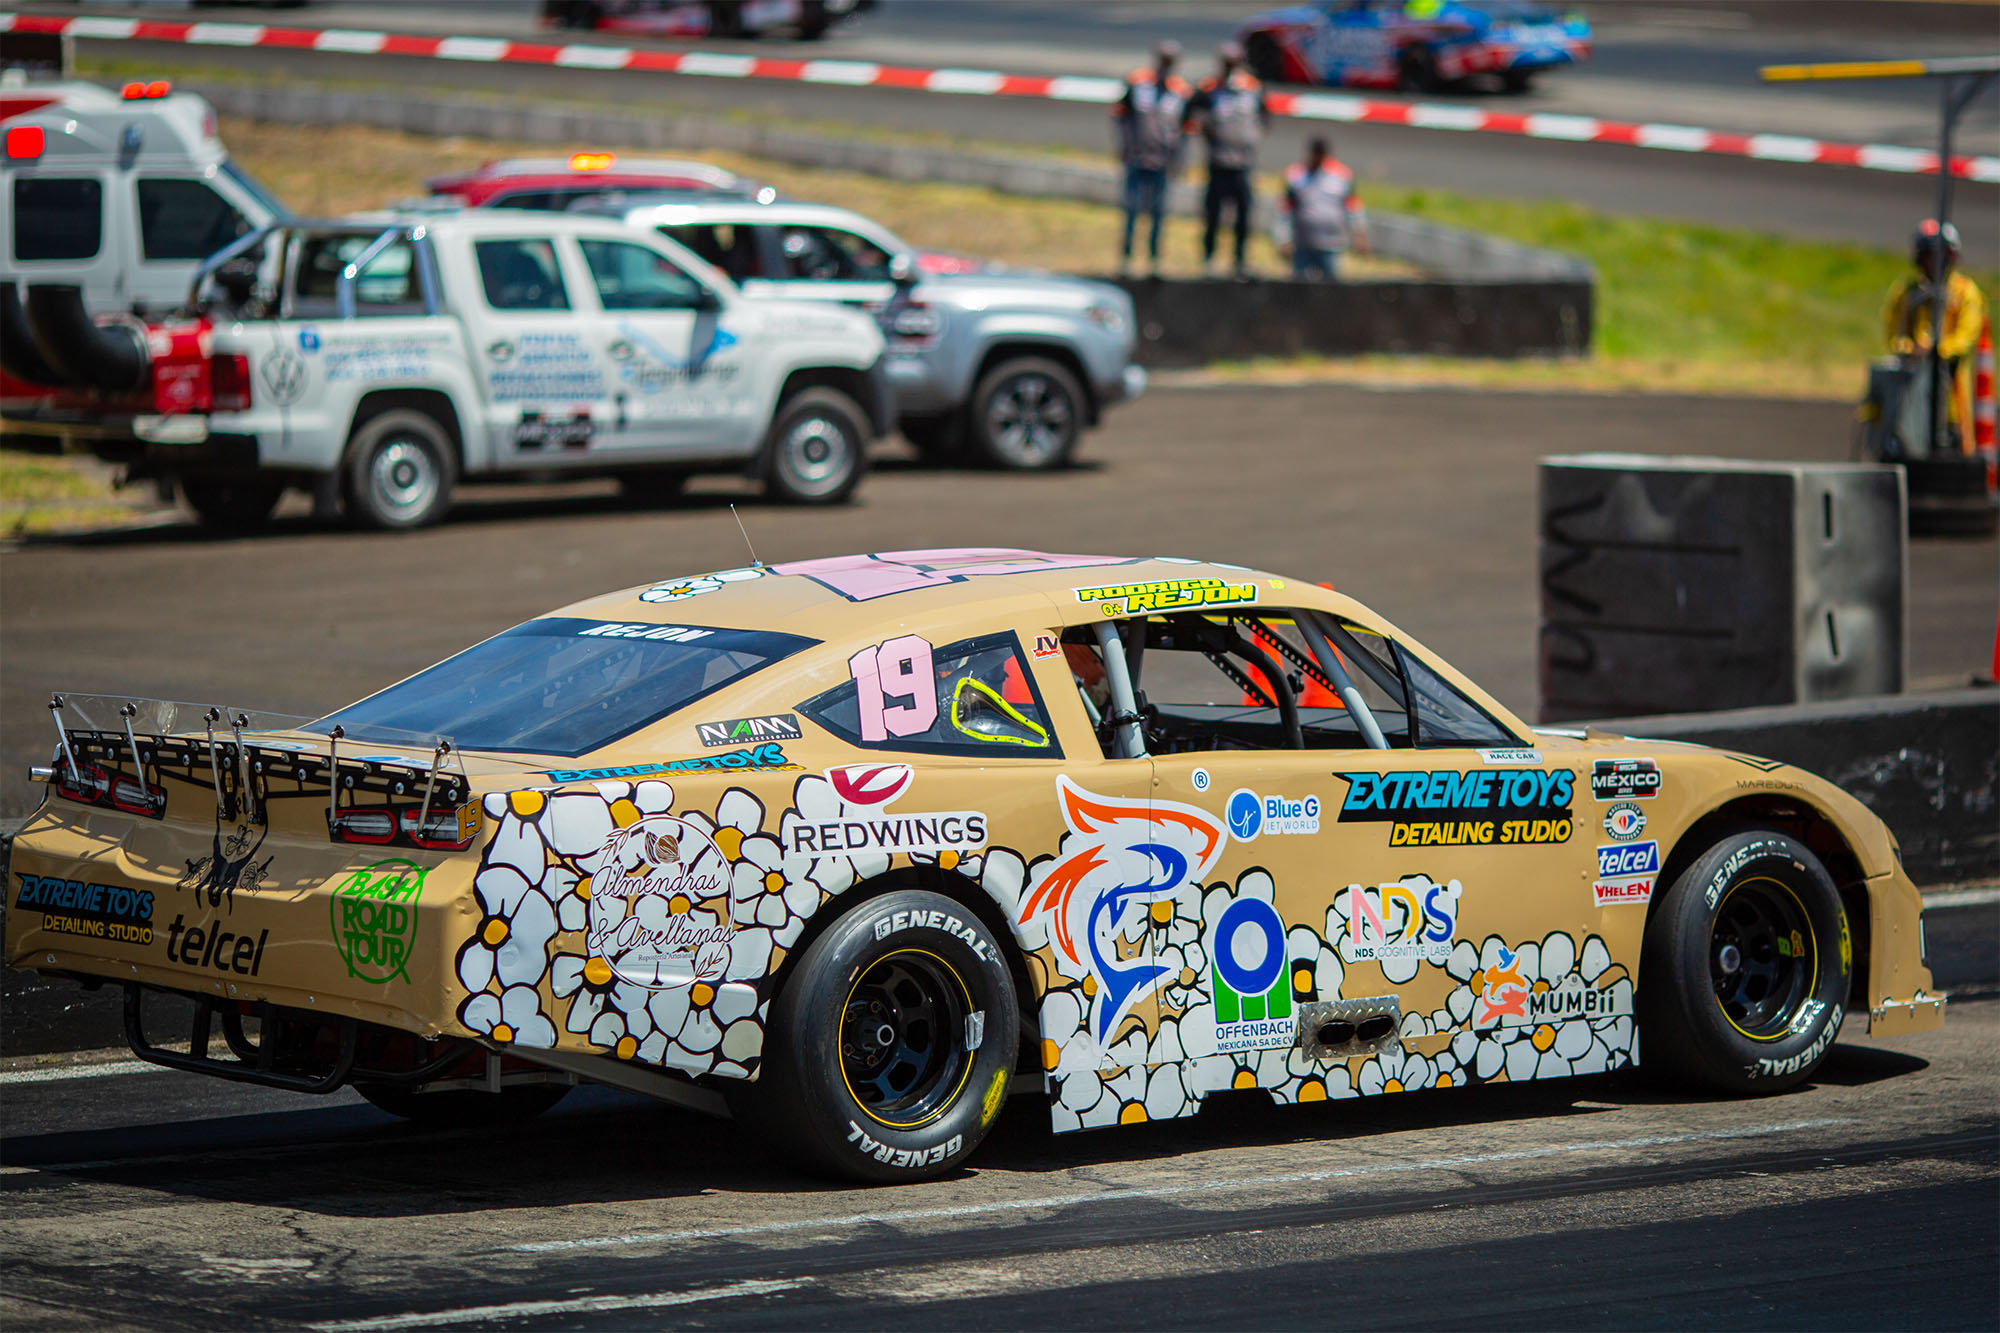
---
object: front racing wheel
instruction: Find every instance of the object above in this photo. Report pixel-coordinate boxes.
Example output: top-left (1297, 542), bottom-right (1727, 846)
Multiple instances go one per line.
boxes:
top-left (1639, 830), bottom-right (1852, 1094)
top-left (726, 889), bottom-right (1017, 1182)
top-left (342, 408), bottom-right (458, 530)
top-left (969, 355), bottom-right (1083, 471)
top-left (761, 386), bottom-right (868, 505)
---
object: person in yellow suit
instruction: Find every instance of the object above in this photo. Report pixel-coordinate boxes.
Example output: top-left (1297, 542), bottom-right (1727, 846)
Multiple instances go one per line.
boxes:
top-left (1883, 219), bottom-right (1987, 448)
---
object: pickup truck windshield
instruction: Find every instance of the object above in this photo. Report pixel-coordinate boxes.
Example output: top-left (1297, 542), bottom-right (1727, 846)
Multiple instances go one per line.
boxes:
top-left (311, 617), bottom-right (816, 757)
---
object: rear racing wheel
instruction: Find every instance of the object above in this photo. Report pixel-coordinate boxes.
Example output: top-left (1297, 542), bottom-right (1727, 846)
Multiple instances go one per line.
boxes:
top-left (1639, 830), bottom-right (1851, 1094)
top-left (726, 889), bottom-right (1017, 1182)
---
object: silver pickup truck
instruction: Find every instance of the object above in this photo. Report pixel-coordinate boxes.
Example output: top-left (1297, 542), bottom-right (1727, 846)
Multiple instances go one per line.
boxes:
top-left (593, 198), bottom-right (1145, 470)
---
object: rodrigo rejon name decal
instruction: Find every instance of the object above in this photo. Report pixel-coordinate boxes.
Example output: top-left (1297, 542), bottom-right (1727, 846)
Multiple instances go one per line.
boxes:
top-left (1334, 768), bottom-right (1573, 846)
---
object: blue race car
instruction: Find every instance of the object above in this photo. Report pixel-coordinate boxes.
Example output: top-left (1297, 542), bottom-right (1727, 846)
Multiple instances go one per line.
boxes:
top-left (1238, 0), bottom-right (1591, 93)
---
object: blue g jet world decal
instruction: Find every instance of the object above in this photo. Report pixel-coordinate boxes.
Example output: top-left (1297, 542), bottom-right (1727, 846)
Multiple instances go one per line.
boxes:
top-left (1597, 841), bottom-right (1660, 879)
top-left (1335, 768), bottom-right (1573, 820)
top-left (1227, 788), bottom-right (1263, 841)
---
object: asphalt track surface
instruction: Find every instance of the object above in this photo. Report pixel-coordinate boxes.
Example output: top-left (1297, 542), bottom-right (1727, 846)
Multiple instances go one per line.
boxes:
top-left (1, 991), bottom-right (1993, 1329)
top-left (47, 0), bottom-right (2000, 260)
top-left (2, 383), bottom-right (1995, 824)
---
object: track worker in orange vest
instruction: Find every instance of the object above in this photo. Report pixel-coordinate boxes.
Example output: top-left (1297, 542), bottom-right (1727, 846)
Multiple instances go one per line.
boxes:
top-left (1275, 137), bottom-right (1368, 281)
top-left (1191, 41), bottom-right (1269, 279)
top-left (1112, 40), bottom-right (1195, 279)
top-left (1883, 219), bottom-right (1988, 447)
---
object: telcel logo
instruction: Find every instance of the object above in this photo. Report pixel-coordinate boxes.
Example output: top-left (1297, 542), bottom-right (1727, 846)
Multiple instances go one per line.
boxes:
top-left (1596, 841), bottom-right (1659, 878)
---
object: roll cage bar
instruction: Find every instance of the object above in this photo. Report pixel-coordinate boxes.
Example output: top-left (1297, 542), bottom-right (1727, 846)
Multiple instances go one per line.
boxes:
top-left (187, 220), bottom-right (445, 319)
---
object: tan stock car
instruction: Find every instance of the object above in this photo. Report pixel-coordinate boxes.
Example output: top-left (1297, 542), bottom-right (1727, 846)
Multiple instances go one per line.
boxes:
top-left (5, 550), bottom-right (1942, 1181)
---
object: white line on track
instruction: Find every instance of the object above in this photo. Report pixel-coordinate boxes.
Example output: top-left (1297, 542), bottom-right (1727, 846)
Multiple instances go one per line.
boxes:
top-left (308, 1278), bottom-right (804, 1331)
top-left (511, 1117), bottom-right (1848, 1255)
top-left (0, 1058), bottom-right (162, 1086)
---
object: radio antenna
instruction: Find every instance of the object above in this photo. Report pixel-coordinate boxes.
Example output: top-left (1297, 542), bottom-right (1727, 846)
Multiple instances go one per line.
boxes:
top-left (729, 503), bottom-right (764, 569)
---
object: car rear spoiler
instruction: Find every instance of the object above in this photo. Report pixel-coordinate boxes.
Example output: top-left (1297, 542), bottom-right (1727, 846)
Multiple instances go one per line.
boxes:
top-left (32, 693), bottom-right (482, 851)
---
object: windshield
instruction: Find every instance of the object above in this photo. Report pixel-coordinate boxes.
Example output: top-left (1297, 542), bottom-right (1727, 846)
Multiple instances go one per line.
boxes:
top-left (310, 618), bottom-right (816, 757)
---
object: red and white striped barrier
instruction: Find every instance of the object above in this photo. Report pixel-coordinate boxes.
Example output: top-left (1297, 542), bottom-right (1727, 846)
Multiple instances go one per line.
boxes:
top-left (1974, 321), bottom-right (1996, 491)
top-left (5, 9), bottom-right (1998, 183)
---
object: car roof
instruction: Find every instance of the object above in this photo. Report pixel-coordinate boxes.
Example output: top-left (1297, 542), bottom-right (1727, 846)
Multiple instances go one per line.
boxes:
top-left (618, 200), bottom-right (879, 230)
top-left (428, 156), bottom-right (742, 189)
top-left (543, 550), bottom-right (1367, 641)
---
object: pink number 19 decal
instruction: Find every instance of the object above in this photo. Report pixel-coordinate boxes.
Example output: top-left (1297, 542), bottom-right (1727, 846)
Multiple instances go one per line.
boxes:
top-left (848, 634), bottom-right (938, 742)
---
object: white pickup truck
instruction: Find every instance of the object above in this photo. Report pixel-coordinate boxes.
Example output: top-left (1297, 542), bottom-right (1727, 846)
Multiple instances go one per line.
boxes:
top-left (4, 210), bottom-right (890, 530)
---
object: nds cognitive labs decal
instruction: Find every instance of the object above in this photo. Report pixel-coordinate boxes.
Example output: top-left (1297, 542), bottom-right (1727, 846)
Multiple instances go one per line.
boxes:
top-left (1209, 896), bottom-right (1295, 1052)
top-left (587, 814), bottom-right (734, 988)
top-left (1340, 874), bottom-right (1462, 967)
top-left (331, 858), bottom-right (425, 984)
top-left (1334, 768), bottom-right (1573, 846)
top-left (1073, 577), bottom-right (1257, 616)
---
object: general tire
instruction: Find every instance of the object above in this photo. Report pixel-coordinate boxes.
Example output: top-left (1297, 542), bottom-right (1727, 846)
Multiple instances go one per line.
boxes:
top-left (1639, 830), bottom-right (1851, 1095)
top-left (355, 1081), bottom-right (570, 1126)
top-left (969, 355), bottom-right (1084, 471)
top-left (728, 889), bottom-right (1018, 1183)
top-left (343, 409), bottom-right (458, 530)
top-left (181, 474), bottom-right (284, 534)
top-left (761, 386), bottom-right (867, 505)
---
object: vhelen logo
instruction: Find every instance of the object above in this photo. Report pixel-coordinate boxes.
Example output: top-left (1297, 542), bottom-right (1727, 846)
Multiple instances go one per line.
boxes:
top-left (828, 763), bottom-right (914, 808)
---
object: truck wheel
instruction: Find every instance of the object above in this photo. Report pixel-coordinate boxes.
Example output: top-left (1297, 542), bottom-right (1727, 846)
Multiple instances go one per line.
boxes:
top-left (725, 889), bottom-right (1017, 1183)
top-left (356, 1081), bottom-right (570, 1126)
top-left (1638, 830), bottom-right (1851, 1095)
top-left (181, 475), bottom-right (284, 534)
top-left (762, 387), bottom-right (867, 505)
top-left (969, 356), bottom-right (1083, 470)
top-left (343, 409), bottom-right (457, 531)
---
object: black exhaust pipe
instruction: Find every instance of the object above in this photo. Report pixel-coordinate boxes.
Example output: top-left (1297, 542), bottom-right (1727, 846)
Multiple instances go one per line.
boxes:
top-left (24, 284), bottom-right (150, 394)
top-left (1, 283), bottom-right (69, 387)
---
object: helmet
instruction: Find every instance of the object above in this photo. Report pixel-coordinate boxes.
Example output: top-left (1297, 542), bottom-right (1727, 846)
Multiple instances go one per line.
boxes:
top-left (1218, 40), bottom-right (1245, 63)
top-left (1155, 39), bottom-right (1182, 62)
top-left (1913, 218), bottom-right (1962, 260)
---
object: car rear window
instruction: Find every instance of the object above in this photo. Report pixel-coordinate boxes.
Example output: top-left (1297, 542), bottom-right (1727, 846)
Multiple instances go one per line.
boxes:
top-left (311, 617), bottom-right (816, 757)
top-left (12, 177), bottom-right (102, 261)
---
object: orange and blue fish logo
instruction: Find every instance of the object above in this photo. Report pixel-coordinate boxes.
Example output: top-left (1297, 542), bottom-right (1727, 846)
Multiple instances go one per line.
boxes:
top-left (1018, 777), bottom-right (1227, 1043)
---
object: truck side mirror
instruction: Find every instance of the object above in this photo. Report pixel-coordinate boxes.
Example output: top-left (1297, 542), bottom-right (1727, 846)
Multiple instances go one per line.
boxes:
top-left (888, 253), bottom-right (916, 286)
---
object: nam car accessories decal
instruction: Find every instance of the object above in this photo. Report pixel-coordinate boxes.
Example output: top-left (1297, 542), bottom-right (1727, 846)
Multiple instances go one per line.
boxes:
top-left (785, 763), bottom-right (985, 857)
top-left (1073, 576), bottom-right (1257, 616)
top-left (1590, 758), bottom-right (1661, 800)
top-left (1602, 802), bottom-right (1647, 840)
top-left (13, 873), bottom-right (153, 946)
top-left (331, 858), bottom-right (426, 984)
top-left (1335, 768), bottom-right (1573, 846)
top-left (696, 713), bottom-right (802, 748)
top-left (1018, 777), bottom-right (1227, 1043)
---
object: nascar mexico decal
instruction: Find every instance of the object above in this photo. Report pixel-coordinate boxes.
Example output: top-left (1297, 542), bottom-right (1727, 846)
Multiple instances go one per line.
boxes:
top-left (1591, 758), bottom-right (1661, 801)
top-left (1334, 768), bottom-right (1574, 846)
top-left (784, 763), bottom-right (987, 857)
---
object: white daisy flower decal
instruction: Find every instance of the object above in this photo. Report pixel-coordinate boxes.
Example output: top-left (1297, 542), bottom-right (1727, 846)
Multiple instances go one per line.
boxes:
top-left (455, 865), bottom-right (558, 994)
top-left (461, 984), bottom-right (556, 1049)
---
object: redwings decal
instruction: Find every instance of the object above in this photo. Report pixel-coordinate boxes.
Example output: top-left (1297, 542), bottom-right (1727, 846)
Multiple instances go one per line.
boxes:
top-left (1018, 777), bottom-right (1227, 1043)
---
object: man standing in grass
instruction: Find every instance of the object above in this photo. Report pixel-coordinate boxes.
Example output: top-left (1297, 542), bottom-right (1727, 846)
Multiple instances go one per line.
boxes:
top-left (1275, 137), bottom-right (1368, 281)
top-left (1193, 41), bottom-right (1268, 279)
top-left (1882, 219), bottom-right (1987, 451)
top-left (1112, 40), bottom-right (1194, 279)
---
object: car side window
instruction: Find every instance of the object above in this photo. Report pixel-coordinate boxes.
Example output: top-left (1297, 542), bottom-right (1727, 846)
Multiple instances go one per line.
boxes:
top-left (11, 177), bottom-right (102, 261)
top-left (475, 237), bottom-right (571, 311)
top-left (663, 223), bottom-right (762, 281)
top-left (1070, 609), bottom-right (1416, 758)
top-left (1393, 641), bottom-right (1516, 747)
top-left (779, 225), bottom-right (891, 282)
top-left (291, 235), bottom-right (422, 315)
top-left (799, 631), bottom-right (1061, 758)
top-left (579, 238), bottom-right (710, 310)
top-left (136, 178), bottom-right (248, 261)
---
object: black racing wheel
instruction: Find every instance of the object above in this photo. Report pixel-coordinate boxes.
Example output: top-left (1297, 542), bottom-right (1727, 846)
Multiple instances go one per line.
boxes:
top-left (727, 889), bottom-right (1017, 1182)
top-left (1639, 830), bottom-right (1852, 1094)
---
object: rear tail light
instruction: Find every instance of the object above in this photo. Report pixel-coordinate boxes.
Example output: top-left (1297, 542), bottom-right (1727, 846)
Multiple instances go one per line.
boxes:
top-left (332, 803), bottom-right (479, 851)
top-left (54, 763), bottom-right (111, 806)
top-left (210, 355), bottom-right (252, 412)
top-left (3, 125), bottom-right (43, 160)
